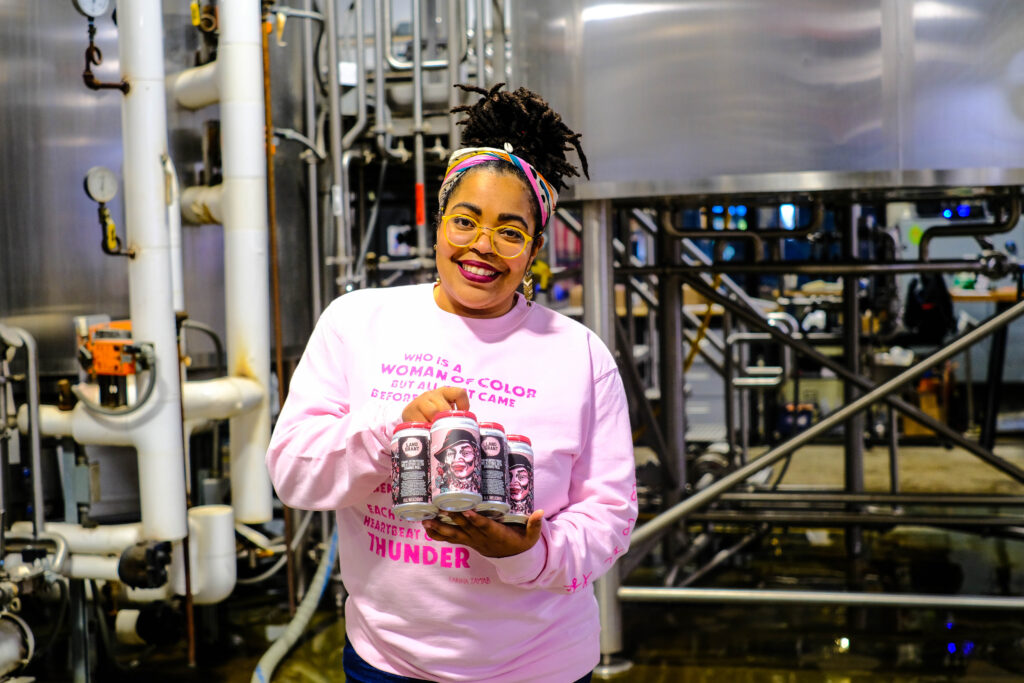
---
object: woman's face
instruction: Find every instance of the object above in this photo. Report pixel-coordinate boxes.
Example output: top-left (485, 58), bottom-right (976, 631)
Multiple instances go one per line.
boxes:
top-left (445, 442), bottom-right (477, 479)
top-left (509, 466), bottom-right (531, 501)
top-left (434, 168), bottom-right (543, 319)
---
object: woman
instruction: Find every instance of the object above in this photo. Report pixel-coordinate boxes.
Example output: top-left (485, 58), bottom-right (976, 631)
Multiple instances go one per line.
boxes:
top-left (266, 84), bottom-right (637, 682)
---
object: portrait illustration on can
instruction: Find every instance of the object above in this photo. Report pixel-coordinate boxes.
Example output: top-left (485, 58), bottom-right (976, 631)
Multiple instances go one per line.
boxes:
top-left (508, 452), bottom-right (534, 515)
top-left (432, 427), bottom-right (481, 494)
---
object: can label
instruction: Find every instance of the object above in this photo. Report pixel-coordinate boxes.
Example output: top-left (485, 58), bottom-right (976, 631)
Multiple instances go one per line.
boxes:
top-left (431, 415), bottom-right (482, 511)
top-left (476, 427), bottom-right (510, 516)
top-left (391, 425), bottom-right (436, 521)
top-left (505, 439), bottom-right (534, 523)
top-left (393, 434), bottom-right (430, 503)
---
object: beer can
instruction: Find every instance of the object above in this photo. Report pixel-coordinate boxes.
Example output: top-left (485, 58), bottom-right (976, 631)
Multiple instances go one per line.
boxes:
top-left (390, 422), bottom-right (437, 521)
top-left (475, 422), bottom-right (510, 518)
top-left (504, 434), bottom-right (534, 524)
top-left (430, 410), bottom-right (482, 512)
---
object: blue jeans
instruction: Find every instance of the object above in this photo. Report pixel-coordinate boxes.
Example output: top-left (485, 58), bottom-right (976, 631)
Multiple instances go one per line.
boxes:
top-left (343, 638), bottom-right (593, 683)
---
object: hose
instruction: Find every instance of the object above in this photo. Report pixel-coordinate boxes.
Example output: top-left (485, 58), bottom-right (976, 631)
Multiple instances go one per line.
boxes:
top-left (237, 510), bottom-right (315, 585)
top-left (252, 527), bottom-right (338, 683)
top-left (71, 343), bottom-right (158, 417)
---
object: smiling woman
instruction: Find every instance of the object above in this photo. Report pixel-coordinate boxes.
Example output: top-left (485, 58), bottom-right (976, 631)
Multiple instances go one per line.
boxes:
top-left (266, 83), bottom-right (635, 683)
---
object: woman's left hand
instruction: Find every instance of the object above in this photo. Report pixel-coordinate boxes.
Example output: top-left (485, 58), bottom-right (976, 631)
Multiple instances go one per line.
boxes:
top-left (422, 509), bottom-right (544, 558)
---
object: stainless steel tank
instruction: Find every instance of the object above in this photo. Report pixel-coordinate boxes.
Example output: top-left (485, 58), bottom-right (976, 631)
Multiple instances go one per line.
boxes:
top-left (511, 0), bottom-right (1024, 199)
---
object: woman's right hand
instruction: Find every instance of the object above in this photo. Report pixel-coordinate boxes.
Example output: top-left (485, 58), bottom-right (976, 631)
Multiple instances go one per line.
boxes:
top-left (402, 386), bottom-right (470, 423)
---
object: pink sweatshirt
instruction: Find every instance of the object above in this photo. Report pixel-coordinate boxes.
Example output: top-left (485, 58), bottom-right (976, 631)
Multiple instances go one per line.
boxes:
top-left (266, 283), bottom-right (637, 682)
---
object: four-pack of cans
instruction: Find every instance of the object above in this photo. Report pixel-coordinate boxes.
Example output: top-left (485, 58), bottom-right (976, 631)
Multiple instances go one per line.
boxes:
top-left (390, 410), bottom-right (534, 525)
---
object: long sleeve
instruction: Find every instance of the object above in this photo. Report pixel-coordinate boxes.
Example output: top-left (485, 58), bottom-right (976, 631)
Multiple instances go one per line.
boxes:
top-left (484, 367), bottom-right (637, 593)
top-left (266, 301), bottom-right (403, 511)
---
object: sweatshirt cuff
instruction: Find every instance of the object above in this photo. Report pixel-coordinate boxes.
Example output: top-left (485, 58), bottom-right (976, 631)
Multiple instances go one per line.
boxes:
top-left (486, 533), bottom-right (547, 584)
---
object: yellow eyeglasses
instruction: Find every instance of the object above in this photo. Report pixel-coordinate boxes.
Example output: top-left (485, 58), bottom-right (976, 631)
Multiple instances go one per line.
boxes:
top-left (441, 214), bottom-right (533, 259)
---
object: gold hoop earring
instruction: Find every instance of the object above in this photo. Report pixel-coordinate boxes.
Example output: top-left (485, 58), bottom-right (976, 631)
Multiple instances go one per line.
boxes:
top-left (523, 269), bottom-right (534, 302)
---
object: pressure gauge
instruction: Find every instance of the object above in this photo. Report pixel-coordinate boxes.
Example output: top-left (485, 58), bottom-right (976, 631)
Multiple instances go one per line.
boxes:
top-left (72, 0), bottom-right (111, 18)
top-left (84, 166), bottom-right (118, 204)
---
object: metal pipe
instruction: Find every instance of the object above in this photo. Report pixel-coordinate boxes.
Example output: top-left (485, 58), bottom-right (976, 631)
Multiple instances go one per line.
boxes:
top-left (618, 586), bottom-right (1024, 609)
top-left (267, 6), bottom-right (324, 22)
top-left (621, 258), bottom-right (1003, 276)
top-left (690, 510), bottom-right (1024, 527)
top-left (373, 0), bottom-right (412, 162)
top-left (919, 196), bottom-right (1021, 261)
top-left (843, 206), bottom-right (864, 558)
top-left (447, 0), bottom-right (462, 150)
top-left (302, 0), bottom-right (322, 315)
top-left (341, 0), bottom-right (369, 148)
top-left (681, 273), bottom-right (1024, 485)
top-left (719, 491), bottom-right (1024, 505)
top-left (475, 0), bottom-right (486, 87)
top-left (678, 526), bottom-right (765, 587)
top-left (581, 200), bottom-right (625, 668)
top-left (630, 296), bottom-right (1024, 547)
top-left (676, 236), bottom-right (763, 314)
top-left (381, 0), bottom-right (448, 70)
top-left (325, 0), bottom-right (351, 290)
top-left (657, 210), bottom-right (686, 495)
top-left (412, 0), bottom-right (428, 256)
top-left (1, 327), bottom-right (44, 537)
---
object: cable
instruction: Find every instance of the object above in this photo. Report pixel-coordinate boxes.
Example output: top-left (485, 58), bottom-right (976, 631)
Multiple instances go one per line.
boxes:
top-left (71, 343), bottom-right (158, 417)
top-left (181, 320), bottom-right (225, 378)
top-left (237, 510), bottom-right (316, 585)
top-left (251, 527), bottom-right (338, 683)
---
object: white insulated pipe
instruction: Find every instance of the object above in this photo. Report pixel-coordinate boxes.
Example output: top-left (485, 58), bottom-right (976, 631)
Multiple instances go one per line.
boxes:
top-left (20, 376), bottom-right (263, 446)
top-left (10, 521), bottom-right (141, 556)
top-left (162, 154), bottom-right (185, 313)
top-left (181, 505), bottom-right (236, 605)
top-left (117, 0), bottom-right (187, 542)
top-left (218, 0), bottom-right (273, 524)
top-left (171, 60), bottom-right (219, 110)
top-left (179, 185), bottom-right (224, 225)
top-left (67, 554), bottom-right (121, 581)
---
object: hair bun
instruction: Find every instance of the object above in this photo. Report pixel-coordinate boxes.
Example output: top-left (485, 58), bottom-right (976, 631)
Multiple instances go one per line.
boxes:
top-left (452, 83), bottom-right (589, 193)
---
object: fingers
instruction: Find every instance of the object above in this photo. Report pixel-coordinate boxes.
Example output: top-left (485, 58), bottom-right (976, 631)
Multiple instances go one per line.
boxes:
top-left (402, 386), bottom-right (470, 423)
top-left (439, 386), bottom-right (470, 410)
top-left (524, 509), bottom-right (545, 545)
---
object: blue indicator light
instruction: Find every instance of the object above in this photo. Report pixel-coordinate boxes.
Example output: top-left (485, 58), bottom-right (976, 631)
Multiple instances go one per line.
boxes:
top-left (947, 643), bottom-right (957, 654)
top-left (964, 641), bottom-right (975, 655)
top-left (722, 245), bottom-right (736, 260)
top-left (957, 205), bottom-right (970, 218)
top-left (736, 205), bottom-right (747, 217)
top-left (942, 209), bottom-right (953, 219)
top-left (946, 621), bottom-right (954, 630)
top-left (712, 205), bottom-right (724, 214)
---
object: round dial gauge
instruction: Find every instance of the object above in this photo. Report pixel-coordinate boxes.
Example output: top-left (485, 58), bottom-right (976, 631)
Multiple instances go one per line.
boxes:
top-left (84, 166), bottom-right (118, 203)
top-left (72, 0), bottom-right (111, 18)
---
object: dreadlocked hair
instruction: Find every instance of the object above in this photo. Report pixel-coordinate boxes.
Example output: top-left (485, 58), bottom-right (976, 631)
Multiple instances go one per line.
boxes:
top-left (452, 83), bottom-right (589, 192)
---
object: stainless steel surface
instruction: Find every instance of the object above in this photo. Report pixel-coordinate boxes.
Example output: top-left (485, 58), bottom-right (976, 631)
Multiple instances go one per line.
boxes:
top-left (580, 200), bottom-right (624, 663)
top-left (303, 0), bottom-right (323, 316)
top-left (618, 587), bottom-right (1024, 609)
top-left (2, 2), bottom-right (316, 366)
top-left (0, 2), bottom-right (128, 335)
top-left (412, 0), bottom-right (428, 254)
top-left (326, 0), bottom-right (351, 289)
top-left (512, 0), bottom-right (1024, 199)
top-left (630, 296), bottom-right (1024, 547)
top-left (342, 0), bottom-right (370, 149)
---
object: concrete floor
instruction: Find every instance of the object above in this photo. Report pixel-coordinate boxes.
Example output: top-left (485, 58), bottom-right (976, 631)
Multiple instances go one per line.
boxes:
top-left (35, 439), bottom-right (1024, 682)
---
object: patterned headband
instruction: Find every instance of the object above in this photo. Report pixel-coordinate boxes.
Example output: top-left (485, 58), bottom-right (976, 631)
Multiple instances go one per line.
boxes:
top-left (439, 146), bottom-right (559, 228)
